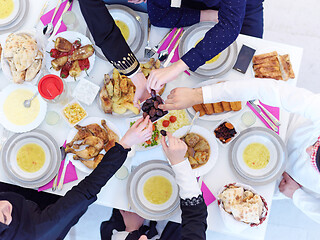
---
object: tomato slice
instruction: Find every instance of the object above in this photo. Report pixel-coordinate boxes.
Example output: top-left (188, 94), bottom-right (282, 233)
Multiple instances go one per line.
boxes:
top-left (169, 116), bottom-right (177, 123)
top-left (162, 120), bottom-right (170, 127)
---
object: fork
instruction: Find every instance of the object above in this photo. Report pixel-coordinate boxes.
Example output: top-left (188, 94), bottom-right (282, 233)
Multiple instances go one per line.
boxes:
top-left (147, 28), bottom-right (173, 58)
top-left (144, 19), bottom-right (152, 58)
top-left (250, 100), bottom-right (281, 126)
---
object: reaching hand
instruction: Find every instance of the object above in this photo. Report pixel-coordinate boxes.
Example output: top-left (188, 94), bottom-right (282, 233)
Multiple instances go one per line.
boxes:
top-left (120, 210), bottom-right (145, 233)
top-left (279, 172), bottom-right (301, 198)
top-left (131, 71), bottom-right (150, 109)
top-left (159, 87), bottom-right (203, 111)
top-left (119, 116), bottom-right (153, 149)
top-left (147, 60), bottom-right (189, 93)
top-left (161, 132), bottom-right (187, 166)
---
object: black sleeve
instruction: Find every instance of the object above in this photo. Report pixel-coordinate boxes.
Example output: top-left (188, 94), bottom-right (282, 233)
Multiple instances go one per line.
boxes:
top-left (78, 0), bottom-right (140, 76)
top-left (35, 143), bottom-right (129, 240)
top-left (180, 194), bottom-right (208, 240)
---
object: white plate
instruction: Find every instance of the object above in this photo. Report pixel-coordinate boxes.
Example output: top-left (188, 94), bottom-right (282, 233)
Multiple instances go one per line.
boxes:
top-left (127, 160), bottom-right (180, 221)
top-left (0, 0), bottom-right (20, 26)
top-left (45, 31), bottom-right (96, 82)
top-left (66, 117), bottom-right (122, 174)
top-left (173, 125), bottom-right (219, 177)
top-left (1, 29), bottom-right (45, 85)
top-left (1, 129), bottom-right (61, 188)
top-left (187, 79), bottom-right (247, 121)
top-left (0, 84), bottom-right (47, 133)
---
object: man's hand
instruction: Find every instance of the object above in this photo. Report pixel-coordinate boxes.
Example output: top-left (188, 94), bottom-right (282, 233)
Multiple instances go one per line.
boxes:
top-left (120, 210), bottom-right (145, 233)
top-left (119, 116), bottom-right (152, 149)
top-left (161, 132), bottom-right (187, 166)
top-left (279, 172), bottom-right (301, 199)
top-left (159, 87), bottom-right (203, 111)
top-left (147, 60), bottom-right (189, 93)
top-left (131, 71), bottom-right (150, 109)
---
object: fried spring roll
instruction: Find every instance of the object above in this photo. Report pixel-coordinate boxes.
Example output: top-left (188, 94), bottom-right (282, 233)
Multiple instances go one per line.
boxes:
top-left (221, 102), bottom-right (232, 112)
top-left (230, 101), bottom-right (242, 111)
top-left (202, 103), bottom-right (214, 115)
top-left (213, 102), bottom-right (224, 113)
top-left (193, 104), bottom-right (206, 117)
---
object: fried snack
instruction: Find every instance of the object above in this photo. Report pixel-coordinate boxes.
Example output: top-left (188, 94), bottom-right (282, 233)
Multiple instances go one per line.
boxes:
top-left (213, 102), bottom-right (224, 113)
top-left (51, 56), bottom-right (68, 71)
top-left (252, 51), bottom-right (278, 65)
top-left (69, 60), bottom-right (82, 79)
top-left (202, 103), bottom-right (214, 115)
top-left (54, 37), bottom-right (72, 52)
top-left (279, 54), bottom-right (295, 80)
top-left (193, 104), bottom-right (206, 116)
top-left (230, 101), bottom-right (242, 111)
top-left (221, 101), bottom-right (232, 111)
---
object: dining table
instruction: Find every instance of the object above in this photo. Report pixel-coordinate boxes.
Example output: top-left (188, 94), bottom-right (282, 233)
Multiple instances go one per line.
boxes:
top-left (0, 0), bottom-right (303, 239)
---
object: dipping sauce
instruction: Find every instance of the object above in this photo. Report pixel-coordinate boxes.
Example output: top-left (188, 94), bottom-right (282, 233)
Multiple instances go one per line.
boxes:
top-left (3, 89), bottom-right (40, 125)
top-left (115, 20), bottom-right (130, 41)
top-left (0, 0), bottom-right (14, 19)
top-left (17, 143), bottom-right (45, 173)
top-left (195, 38), bottom-right (221, 64)
top-left (143, 176), bottom-right (172, 205)
top-left (243, 143), bottom-right (270, 169)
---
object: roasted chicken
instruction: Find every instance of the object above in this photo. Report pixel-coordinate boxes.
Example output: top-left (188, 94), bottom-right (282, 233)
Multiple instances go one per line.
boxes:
top-left (80, 154), bottom-right (104, 169)
top-left (67, 146), bottom-right (100, 160)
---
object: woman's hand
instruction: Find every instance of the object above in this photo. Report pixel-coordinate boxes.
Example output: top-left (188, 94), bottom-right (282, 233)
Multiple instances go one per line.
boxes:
top-left (131, 71), bottom-right (150, 109)
top-left (119, 116), bottom-right (153, 149)
top-left (128, 0), bottom-right (147, 4)
top-left (161, 132), bottom-right (187, 166)
top-left (279, 172), bottom-right (301, 199)
top-left (147, 60), bottom-right (189, 93)
top-left (120, 210), bottom-right (145, 232)
top-left (159, 87), bottom-right (203, 111)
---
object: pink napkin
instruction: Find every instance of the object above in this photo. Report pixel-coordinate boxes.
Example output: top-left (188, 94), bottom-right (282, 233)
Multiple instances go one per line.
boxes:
top-left (247, 101), bottom-right (280, 134)
top-left (40, 0), bottom-right (73, 36)
top-left (158, 28), bottom-right (190, 76)
top-left (197, 178), bottom-right (216, 206)
top-left (38, 141), bottom-right (78, 192)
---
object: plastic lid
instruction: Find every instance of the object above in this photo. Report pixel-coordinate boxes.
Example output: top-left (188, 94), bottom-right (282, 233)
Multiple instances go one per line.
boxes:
top-left (38, 75), bottom-right (64, 100)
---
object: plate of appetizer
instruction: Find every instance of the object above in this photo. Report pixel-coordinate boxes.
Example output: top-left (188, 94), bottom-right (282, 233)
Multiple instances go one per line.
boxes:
top-left (217, 183), bottom-right (268, 232)
top-left (98, 58), bottom-right (165, 117)
top-left (127, 160), bottom-right (180, 220)
top-left (173, 125), bottom-right (219, 177)
top-left (45, 31), bottom-right (95, 82)
top-left (65, 117), bottom-right (122, 174)
top-left (187, 80), bottom-right (246, 121)
top-left (1, 30), bottom-right (45, 84)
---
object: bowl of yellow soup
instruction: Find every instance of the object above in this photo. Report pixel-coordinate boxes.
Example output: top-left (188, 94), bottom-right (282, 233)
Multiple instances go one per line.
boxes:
top-left (127, 160), bottom-right (179, 220)
top-left (0, 84), bottom-right (47, 133)
top-left (0, 0), bottom-right (20, 26)
top-left (229, 127), bottom-right (287, 185)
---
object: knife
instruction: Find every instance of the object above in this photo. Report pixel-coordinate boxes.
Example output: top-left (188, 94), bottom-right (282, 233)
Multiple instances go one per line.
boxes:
top-left (52, 146), bottom-right (66, 191)
top-left (250, 99), bottom-right (281, 127)
top-left (57, 148), bottom-right (69, 191)
top-left (48, 0), bottom-right (73, 41)
top-left (248, 101), bottom-right (278, 132)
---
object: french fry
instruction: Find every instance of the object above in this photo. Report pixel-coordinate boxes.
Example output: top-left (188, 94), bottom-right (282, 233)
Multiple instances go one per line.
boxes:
top-left (112, 102), bottom-right (127, 114)
top-left (123, 102), bottom-right (139, 115)
top-left (120, 76), bottom-right (128, 94)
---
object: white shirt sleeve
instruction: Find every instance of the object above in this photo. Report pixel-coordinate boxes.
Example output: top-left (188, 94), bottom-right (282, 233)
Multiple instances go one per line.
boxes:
top-left (171, 160), bottom-right (202, 199)
top-left (111, 230), bottom-right (129, 240)
top-left (201, 78), bottom-right (320, 124)
top-left (292, 188), bottom-right (320, 224)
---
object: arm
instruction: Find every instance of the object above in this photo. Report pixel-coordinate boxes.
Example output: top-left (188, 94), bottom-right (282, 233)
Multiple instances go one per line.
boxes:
top-left (161, 133), bottom-right (207, 240)
top-left (293, 189), bottom-right (320, 224)
top-left (78, 0), bottom-right (139, 77)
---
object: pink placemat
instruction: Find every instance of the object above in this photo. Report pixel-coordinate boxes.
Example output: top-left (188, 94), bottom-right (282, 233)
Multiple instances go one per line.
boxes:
top-left (158, 28), bottom-right (190, 76)
top-left (200, 181), bottom-right (216, 206)
top-left (38, 141), bottom-right (78, 192)
top-left (247, 101), bottom-right (280, 134)
top-left (40, 0), bottom-right (73, 36)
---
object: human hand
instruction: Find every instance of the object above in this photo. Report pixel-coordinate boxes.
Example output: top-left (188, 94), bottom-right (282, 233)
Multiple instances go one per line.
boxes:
top-left (200, 9), bottom-right (219, 22)
top-left (161, 132), bottom-right (187, 165)
top-left (159, 87), bottom-right (203, 111)
top-left (128, 0), bottom-right (147, 4)
top-left (147, 60), bottom-right (189, 93)
top-left (139, 236), bottom-right (148, 240)
top-left (279, 172), bottom-right (301, 199)
top-left (119, 116), bottom-right (153, 149)
top-left (120, 210), bottom-right (145, 232)
top-left (131, 71), bottom-right (150, 109)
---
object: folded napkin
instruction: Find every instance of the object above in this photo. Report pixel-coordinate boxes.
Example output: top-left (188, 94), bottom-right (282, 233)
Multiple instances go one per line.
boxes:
top-left (201, 181), bottom-right (216, 206)
top-left (247, 101), bottom-right (280, 134)
top-left (158, 28), bottom-right (190, 76)
top-left (40, 0), bottom-right (73, 36)
top-left (38, 141), bottom-right (78, 192)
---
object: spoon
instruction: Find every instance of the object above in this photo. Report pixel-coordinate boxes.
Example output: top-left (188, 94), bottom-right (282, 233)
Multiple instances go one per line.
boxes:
top-left (43, 0), bottom-right (62, 36)
top-left (158, 28), bottom-right (181, 62)
top-left (23, 92), bottom-right (38, 108)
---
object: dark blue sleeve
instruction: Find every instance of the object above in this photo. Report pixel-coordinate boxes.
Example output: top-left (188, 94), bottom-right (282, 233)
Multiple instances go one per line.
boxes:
top-left (147, 0), bottom-right (200, 28)
top-left (180, 0), bottom-right (246, 71)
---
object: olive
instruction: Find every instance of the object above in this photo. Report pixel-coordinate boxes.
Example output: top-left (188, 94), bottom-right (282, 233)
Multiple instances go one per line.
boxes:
top-left (160, 130), bottom-right (167, 136)
top-left (149, 107), bottom-right (156, 117)
top-left (156, 109), bottom-right (163, 116)
top-left (142, 104), bottom-right (149, 112)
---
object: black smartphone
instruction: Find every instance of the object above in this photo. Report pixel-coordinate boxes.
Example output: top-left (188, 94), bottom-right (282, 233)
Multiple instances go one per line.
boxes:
top-left (233, 45), bottom-right (256, 74)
